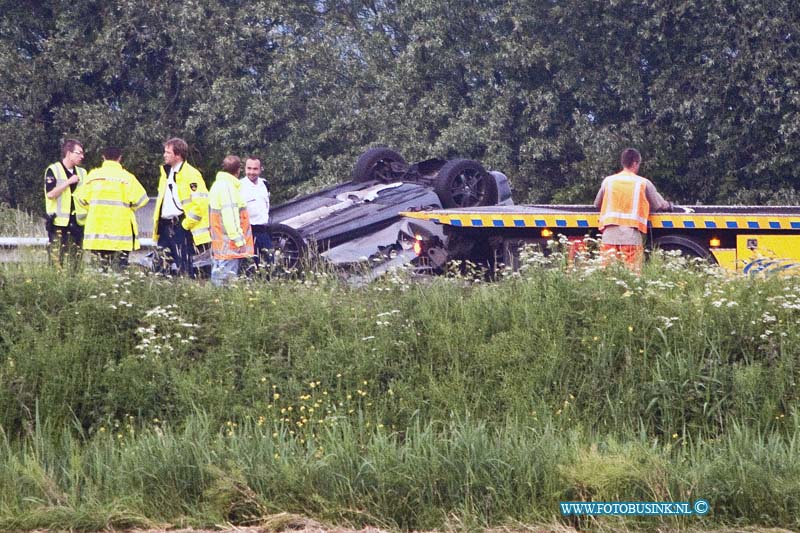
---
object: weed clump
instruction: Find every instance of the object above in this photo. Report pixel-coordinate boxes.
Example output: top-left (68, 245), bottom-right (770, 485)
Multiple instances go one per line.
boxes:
top-left (1, 259), bottom-right (800, 530)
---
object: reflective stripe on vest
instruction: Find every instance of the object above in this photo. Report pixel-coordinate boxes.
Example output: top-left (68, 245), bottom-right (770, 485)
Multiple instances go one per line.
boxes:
top-left (599, 173), bottom-right (650, 234)
top-left (45, 164), bottom-right (86, 227)
top-left (152, 163), bottom-right (211, 245)
top-left (78, 161), bottom-right (149, 251)
top-left (85, 199), bottom-right (131, 208)
top-left (192, 226), bottom-right (211, 243)
top-left (209, 207), bottom-right (254, 259)
top-left (209, 173), bottom-right (254, 260)
top-left (83, 233), bottom-right (136, 243)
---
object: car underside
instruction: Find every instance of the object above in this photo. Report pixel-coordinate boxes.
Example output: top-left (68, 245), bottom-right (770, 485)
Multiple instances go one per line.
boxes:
top-left (265, 147), bottom-right (513, 272)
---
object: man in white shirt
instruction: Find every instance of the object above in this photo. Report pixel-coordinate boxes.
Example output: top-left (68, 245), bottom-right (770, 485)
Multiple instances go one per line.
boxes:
top-left (151, 137), bottom-right (211, 276)
top-left (239, 156), bottom-right (273, 267)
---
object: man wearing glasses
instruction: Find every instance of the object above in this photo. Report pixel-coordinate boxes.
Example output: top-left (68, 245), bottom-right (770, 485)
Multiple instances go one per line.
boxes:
top-left (44, 139), bottom-right (87, 268)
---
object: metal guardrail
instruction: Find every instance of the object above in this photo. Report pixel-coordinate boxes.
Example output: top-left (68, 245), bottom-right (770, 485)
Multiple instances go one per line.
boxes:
top-left (0, 198), bottom-right (158, 249)
top-left (0, 237), bottom-right (49, 246)
top-left (0, 237), bottom-right (155, 247)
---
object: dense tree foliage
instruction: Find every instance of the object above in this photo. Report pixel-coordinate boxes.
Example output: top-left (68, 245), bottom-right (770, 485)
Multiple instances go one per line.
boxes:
top-left (2, 0), bottom-right (799, 212)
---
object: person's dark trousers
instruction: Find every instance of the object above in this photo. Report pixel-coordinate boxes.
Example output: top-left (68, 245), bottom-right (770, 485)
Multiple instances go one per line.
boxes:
top-left (156, 217), bottom-right (193, 276)
top-left (46, 217), bottom-right (83, 270)
top-left (193, 242), bottom-right (211, 278)
top-left (251, 225), bottom-right (273, 268)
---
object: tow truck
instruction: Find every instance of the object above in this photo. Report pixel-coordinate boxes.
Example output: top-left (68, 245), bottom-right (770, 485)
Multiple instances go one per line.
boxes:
top-left (402, 204), bottom-right (800, 274)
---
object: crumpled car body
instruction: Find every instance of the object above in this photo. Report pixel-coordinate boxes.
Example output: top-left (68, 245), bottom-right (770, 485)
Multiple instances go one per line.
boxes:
top-left (265, 148), bottom-right (513, 273)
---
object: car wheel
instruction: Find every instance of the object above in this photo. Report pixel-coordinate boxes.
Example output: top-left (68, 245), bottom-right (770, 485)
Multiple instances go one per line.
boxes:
top-left (267, 223), bottom-right (307, 270)
top-left (352, 147), bottom-right (406, 183)
top-left (434, 159), bottom-right (498, 208)
top-left (652, 235), bottom-right (716, 262)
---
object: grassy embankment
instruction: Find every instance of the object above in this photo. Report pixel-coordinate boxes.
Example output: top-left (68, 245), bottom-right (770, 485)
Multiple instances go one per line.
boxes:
top-left (1, 252), bottom-right (799, 531)
top-left (0, 204), bottom-right (46, 238)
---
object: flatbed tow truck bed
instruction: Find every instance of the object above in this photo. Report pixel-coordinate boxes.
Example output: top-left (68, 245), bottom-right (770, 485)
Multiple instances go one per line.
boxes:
top-left (402, 205), bottom-right (800, 273)
top-left (405, 205), bottom-right (800, 230)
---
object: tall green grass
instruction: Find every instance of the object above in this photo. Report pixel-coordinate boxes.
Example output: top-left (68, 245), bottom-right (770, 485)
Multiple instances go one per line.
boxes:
top-left (0, 204), bottom-right (46, 237)
top-left (1, 414), bottom-right (799, 530)
top-left (1, 256), bottom-right (799, 529)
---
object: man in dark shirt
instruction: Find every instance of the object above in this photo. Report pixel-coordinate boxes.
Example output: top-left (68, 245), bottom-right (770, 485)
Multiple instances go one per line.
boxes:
top-left (44, 139), bottom-right (86, 268)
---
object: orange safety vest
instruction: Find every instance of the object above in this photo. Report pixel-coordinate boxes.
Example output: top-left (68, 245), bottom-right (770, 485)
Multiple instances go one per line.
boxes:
top-left (208, 172), bottom-right (254, 260)
top-left (599, 170), bottom-right (650, 234)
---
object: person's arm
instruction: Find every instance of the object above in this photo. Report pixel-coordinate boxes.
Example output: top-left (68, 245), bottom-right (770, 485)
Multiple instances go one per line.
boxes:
top-left (593, 180), bottom-right (606, 208)
top-left (644, 180), bottom-right (671, 211)
top-left (128, 175), bottom-right (149, 211)
top-left (44, 169), bottom-right (79, 199)
top-left (220, 188), bottom-right (245, 247)
top-left (182, 170), bottom-right (209, 231)
top-left (73, 177), bottom-right (89, 226)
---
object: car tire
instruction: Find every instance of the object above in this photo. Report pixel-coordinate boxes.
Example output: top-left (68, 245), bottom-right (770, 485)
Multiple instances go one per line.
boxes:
top-left (352, 147), bottom-right (406, 183)
top-left (652, 235), bottom-right (716, 262)
top-left (434, 159), bottom-right (498, 208)
top-left (266, 223), bottom-right (307, 270)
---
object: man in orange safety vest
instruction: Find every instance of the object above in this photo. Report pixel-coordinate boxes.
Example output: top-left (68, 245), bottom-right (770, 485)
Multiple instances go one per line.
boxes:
top-left (594, 148), bottom-right (672, 273)
top-left (208, 155), bottom-right (254, 286)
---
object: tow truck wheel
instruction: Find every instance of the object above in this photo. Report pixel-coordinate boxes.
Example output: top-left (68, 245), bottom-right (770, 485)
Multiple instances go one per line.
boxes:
top-left (652, 235), bottom-right (716, 263)
top-left (352, 147), bottom-right (406, 183)
top-left (434, 159), bottom-right (498, 208)
top-left (266, 223), bottom-right (307, 270)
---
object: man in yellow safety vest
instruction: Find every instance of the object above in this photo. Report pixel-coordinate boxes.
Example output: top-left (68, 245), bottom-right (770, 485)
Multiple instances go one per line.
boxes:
top-left (44, 139), bottom-right (86, 268)
top-left (151, 137), bottom-right (211, 276)
top-left (594, 148), bottom-right (672, 272)
top-left (208, 155), bottom-right (254, 286)
top-left (74, 147), bottom-right (149, 270)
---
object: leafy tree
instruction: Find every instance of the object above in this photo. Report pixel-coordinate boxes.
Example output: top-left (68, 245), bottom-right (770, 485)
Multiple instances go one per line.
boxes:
top-left (1, 0), bottom-right (798, 213)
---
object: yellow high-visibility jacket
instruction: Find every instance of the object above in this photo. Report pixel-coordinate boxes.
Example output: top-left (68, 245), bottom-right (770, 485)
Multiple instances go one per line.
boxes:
top-left (209, 171), bottom-right (254, 260)
top-left (74, 160), bottom-right (149, 251)
top-left (598, 170), bottom-right (650, 234)
top-left (152, 161), bottom-right (211, 245)
top-left (44, 163), bottom-right (86, 226)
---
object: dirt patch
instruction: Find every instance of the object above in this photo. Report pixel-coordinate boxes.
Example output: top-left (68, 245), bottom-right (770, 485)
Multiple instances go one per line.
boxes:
top-left (118, 513), bottom-right (579, 533)
top-left (30, 514), bottom-right (797, 533)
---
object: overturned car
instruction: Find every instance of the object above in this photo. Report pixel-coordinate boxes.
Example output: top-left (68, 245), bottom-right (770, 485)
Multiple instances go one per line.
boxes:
top-left (265, 147), bottom-right (513, 273)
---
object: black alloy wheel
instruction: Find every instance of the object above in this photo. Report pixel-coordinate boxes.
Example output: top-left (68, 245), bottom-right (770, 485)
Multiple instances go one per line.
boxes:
top-left (434, 159), bottom-right (498, 208)
top-left (266, 223), bottom-right (307, 270)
